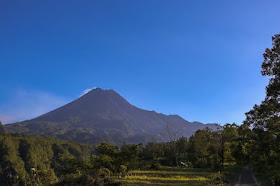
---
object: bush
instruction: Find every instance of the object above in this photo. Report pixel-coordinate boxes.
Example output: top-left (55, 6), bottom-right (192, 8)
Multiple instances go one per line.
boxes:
top-left (150, 162), bottom-right (162, 170)
top-left (187, 161), bottom-right (193, 168)
top-left (119, 165), bottom-right (127, 177)
top-left (207, 173), bottom-right (223, 185)
top-left (98, 168), bottom-right (112, 178)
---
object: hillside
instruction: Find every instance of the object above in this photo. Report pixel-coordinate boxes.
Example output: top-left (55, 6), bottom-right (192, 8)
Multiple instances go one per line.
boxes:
top-left (0, 132), bottom-right (94, 185)
top-left (4, 88), bottom-right (219, 144)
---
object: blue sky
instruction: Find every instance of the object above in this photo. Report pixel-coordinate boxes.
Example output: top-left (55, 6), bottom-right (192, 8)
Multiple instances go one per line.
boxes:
top-left (0, 0), bottom-right (279, 124)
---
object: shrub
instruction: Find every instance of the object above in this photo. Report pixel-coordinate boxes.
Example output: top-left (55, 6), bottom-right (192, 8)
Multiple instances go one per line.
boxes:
top-left (150, 162), bottom-right (162, 170)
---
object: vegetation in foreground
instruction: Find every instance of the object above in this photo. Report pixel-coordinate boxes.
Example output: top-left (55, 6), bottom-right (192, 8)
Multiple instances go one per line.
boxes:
top-left (0, 124), bottom-right (242, 185)
top-left (116, 167), bottom-right (224, 186)
top-left (53, 164), bottom-right (241, 186)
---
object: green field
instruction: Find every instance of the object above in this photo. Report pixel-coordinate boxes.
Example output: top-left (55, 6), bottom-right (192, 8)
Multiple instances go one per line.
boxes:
top-left (53, 165), bottom-right (242, 185)
top-left (114, 167), bottom-right (221, 185)
top-left (113, 164), bottom-right (242, 186)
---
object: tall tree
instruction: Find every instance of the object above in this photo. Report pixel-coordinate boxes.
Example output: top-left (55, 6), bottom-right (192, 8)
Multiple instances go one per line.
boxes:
top-left (244, 34), bottom-right (280, 183)
top-left (245, 34), bottom-right (280, 130)
top-left (161, 124), bottom-right (183, 166)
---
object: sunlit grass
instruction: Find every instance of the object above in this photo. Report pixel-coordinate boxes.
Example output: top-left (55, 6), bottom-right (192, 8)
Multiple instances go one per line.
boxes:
top-left (124, 175), bottom-right (209, 181)
top-left (114, 167), bottom-right (216, 185)
top-left (130, 169), bottom-right (214, 176)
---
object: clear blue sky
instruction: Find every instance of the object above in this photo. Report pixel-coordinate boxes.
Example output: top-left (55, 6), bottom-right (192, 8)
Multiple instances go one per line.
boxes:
top-left (1, 0), bottom-right (280, 124)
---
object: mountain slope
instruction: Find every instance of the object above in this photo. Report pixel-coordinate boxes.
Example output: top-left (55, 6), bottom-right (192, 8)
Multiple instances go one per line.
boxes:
top-left (4, 88), bottom-right (219, 144)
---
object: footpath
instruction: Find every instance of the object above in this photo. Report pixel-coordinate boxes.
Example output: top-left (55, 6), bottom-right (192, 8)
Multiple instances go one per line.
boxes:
top-left (234, 165), bottom-right (260, 186)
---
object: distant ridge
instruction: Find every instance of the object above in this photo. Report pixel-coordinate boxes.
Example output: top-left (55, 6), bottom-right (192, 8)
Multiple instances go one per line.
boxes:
top-left (4, 88), bottom-right (219, 144)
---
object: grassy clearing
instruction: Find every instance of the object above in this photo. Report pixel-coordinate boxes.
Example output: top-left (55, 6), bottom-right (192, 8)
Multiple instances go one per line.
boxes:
top-left (53, 165), bottom-right (241, 185)
top-left (114, 167), bottom-right (220, 185)
top-left (125, 175), bottom-right (208, 181)
top-left (113, 165), bottom-right (243, 185)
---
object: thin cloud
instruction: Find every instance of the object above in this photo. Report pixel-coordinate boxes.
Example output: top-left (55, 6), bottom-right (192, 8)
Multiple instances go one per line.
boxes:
top-left (80, 87), bottom-right (97, 97)
top-left (0, 89), bottom-right (69, 124)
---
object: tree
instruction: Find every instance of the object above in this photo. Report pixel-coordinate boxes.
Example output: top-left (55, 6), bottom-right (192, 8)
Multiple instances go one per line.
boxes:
top-left (245, 34), bottom-right (280, 130)
top-left (188, 128), bottom-right (213, 168)
top-left (176, 137), bottom-right (189, 164)
top-left (244, 34), bottom-right (280, 184)
top-left (120, 143), bottom-right (142, 170)
top-left (92, 142), bottom-right (125, 173)
top-left (161, 124), bottom-right (183, 166)
top-left (141, 142), bottom-right (164, 161)
top-left (221, 123), bottom-right (239, 166)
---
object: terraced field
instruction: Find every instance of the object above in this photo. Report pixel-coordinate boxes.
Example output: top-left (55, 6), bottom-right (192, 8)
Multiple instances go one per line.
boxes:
top-left (115, 167), bottom-right (221, 185)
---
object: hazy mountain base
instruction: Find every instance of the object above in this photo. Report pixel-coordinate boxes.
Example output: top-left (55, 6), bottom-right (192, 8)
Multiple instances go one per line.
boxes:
top-left (4, 88), bottom-right (218, 145)
top-left (4, 121), bottom-right (163, 145)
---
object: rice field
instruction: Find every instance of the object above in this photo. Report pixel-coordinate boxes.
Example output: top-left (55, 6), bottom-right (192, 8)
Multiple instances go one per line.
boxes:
top-left (114, 167), bottom-right (222, 185)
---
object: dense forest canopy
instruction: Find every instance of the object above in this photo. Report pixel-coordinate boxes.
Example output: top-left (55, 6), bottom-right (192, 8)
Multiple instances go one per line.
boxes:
top-left (0, 133), bottom-right (95, 185)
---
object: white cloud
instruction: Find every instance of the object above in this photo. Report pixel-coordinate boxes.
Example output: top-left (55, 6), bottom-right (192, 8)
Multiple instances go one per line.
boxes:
top-left (80, 87), bottom-right (97, 97)
top-left (0, 89), bottom-right (69, 124)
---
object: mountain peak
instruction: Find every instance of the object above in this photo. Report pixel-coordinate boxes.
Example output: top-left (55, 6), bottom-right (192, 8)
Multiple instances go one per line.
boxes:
top-left (86, 87), bottom-right (117, 95)
top-left (80, 88), bottom-right (121, 101)
top-left (83, 88), bottom-right (124, 103)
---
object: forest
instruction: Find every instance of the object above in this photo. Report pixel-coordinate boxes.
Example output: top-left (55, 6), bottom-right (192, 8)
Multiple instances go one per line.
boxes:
top-left (0, 34), bottom-right (280, 185)
top-left (0, 124), bottom-right (244, 185)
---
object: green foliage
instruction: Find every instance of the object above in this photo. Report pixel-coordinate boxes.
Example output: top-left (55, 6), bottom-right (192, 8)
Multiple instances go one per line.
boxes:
top-left (0, 124), bottom-right (247, 185)
top-left (53, 169), bottom-right (119, 186)
top-left (150, 161), bottom-right (162, 170)
top-left (240, 33), bottom-right (280, 184)
top-left (0, 133), bottom-right (94, 185)
top-left (92, 143), bottom-right (120, 172)
top-left (98, 167), bottom-right (112, 177)
top-left (187, 128), bottom-right (223, 169)
top-left (120, 143), bottom-right (143, 169)
top-left (91, 142), bottom-right (143, 174)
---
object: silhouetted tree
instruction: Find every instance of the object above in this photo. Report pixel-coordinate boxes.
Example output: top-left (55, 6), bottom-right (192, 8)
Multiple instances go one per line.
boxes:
top-left (161, 124), bottom-right (183, 166)
top-left (244, 33), bottom-right (280, 184)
